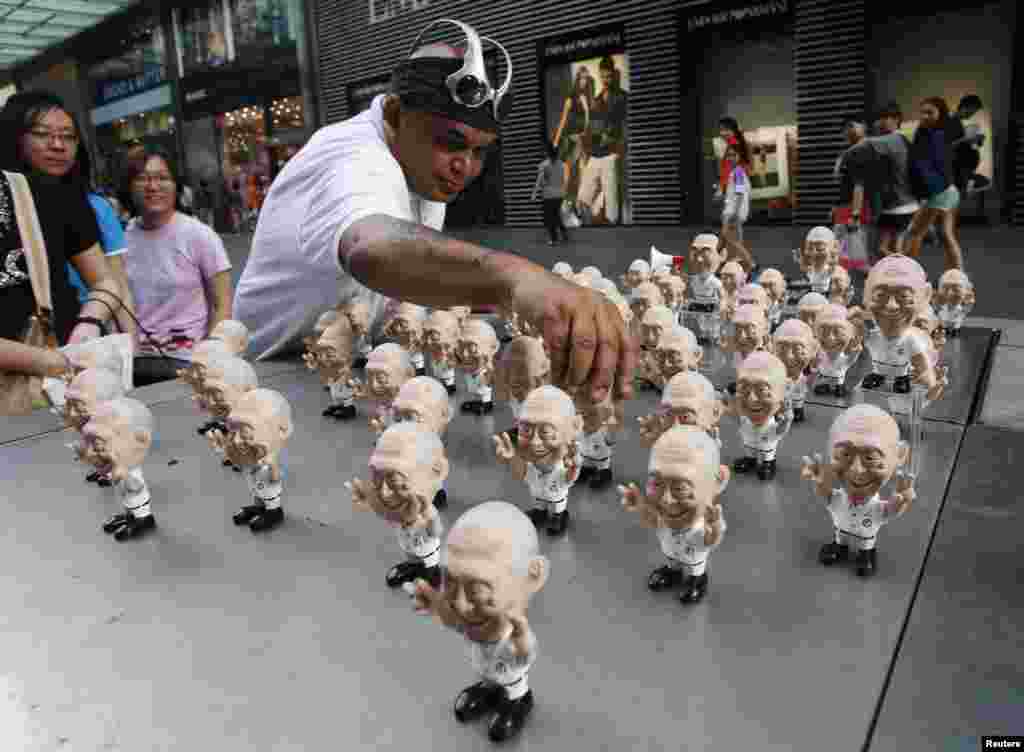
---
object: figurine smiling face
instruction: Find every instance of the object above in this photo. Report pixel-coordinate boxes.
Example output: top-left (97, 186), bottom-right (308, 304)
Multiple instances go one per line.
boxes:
top-left (937, 269), bottom-right (970, 306)
top-left (797, 292), bottom-right (830, 330)
top-left (391, 376), bottom-right (452, 435)
top-left (496, 336), bottom-right (550, 404)
top-left (866, 256), bottom-right (931, 338)
top-left (758, 268), bottom-right (787, 307)
top-left (223, 389), bottom-right (293, 469)
top-left (830, 267), bottom-right (852, 304)
top-left (366, 344), bottom-right (414, 401)
top-left (735, 351), bottom-right (787, 425)
top-left (441, 503), bottom-right (549, 643)
top-left (640, 306), bottom-right (677, 350)
top-left (655, 327), bottom-right (702, 381)
top-left (732, 305), bottom-right (768, 356)
top-left (629, 282), bottom-right (665, 324)
top-left (772, 319), bottom-right (818, 380)
top-left (802, 227), bottom-right (835, 273)
top-left (719, 261), bottom-right (747, 296)
top-left (368, 424), bottom-right (448, 526)
top-left (658, 372), bottom-right (720, 434)
top-left (310, 318), bottom-right (354, 384)
top-left (423, 310), bottom-right (460, 360)
top-left (515, 386), bottom-right (581, 469)
top-left (814, 305), bottom-right (856, 355)
top-left (624, 259), bottom-right (651, 289)
top-left (689, 234), bottom-right (723, 275)
top-left (828, 404), bottom-right (908, 499)
top-left (455, 320), bottom-right (498, 374)
top-left (386, 303), bottom-right (425, 351)
top-left (647, 426), bottom-right (728, 530)
top-left (654, 272), bottom-right (686, 310)
top-left (200, 358), bottom-right (257, 420)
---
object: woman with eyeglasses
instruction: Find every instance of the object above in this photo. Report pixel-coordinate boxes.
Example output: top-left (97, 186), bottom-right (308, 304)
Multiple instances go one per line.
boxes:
top-left (120, 146), bottom-right (234, 386)
top-left (0, 92), bottom-right (121, 387)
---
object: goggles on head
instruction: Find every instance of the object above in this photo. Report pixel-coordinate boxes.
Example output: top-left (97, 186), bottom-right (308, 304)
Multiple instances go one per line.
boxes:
top-left (403, 18), bottom-right (512, 125)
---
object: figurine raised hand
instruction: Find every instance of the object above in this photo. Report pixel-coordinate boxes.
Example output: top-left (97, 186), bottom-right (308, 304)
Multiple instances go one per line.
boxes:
top-left (618, 481), bottom-right (661, 528)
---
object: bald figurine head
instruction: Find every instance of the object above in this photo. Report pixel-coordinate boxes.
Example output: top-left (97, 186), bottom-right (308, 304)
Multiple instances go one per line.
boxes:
top-left (731, 304), bottom-right (770, 355)
top-left (798, 292), bottom-right (830, 330)
top-left (865, 256), bottom-right (931, 338)
top-left (655, 326), bottom-right (703, 382)
top-left (308, 316), bottom-right (356, 384)
top-left (773, 318), bottom-right (818, 379)
top-left (552, 261), bottom-right (574, 278)
top-left (364, 343), bottom-right (415, 400)
top-left (392, 376), bottom-right (452, 435)
top-left (209, 320), bottom-right (249, 355)
top-left (936, 269), bottom-right (972, 307)
top-left (647, 425), bottom-right (729, 530)
top-left (658, 371), bottom-right (720, 435)
top-left (738, 283), bottom-right (769, 313)
top-left (340, 299), bottom-right (372, 339)
top-left (366, 422), bottom-right (448, 526)
top-left (758, 268), bottom-right (787, 307)
top-left (79, 398), bottom-right (154, 478)
top-left (64, 367), bottom-right (123, 431)
top-left (494, 336), bottom-right (550, 404)
top-left (455, 318), bottom-right (499, 374)
top-left (516, 385), bottom-right (581, 467)
top-left (814, 304), bottom-right (856, 355)
top-left (653, 271), bottom-right (686, 310)
top-left (200, 356), bottom-right (259, 419)
top-left (182, 339), bottom-right (233, 390)
top-left (826, 404), bottom-right (908, 498)
top-left (735, 351), bottom-right (787, 424)
top-left (829, 266), bottom-right (852, 304)
top-left (422, 309), bottom-right (460, 362)
top-left (640, 305), bottom-right (678, 350)
top-left (440, 500), bottom-right (549, 643)
top-left (689, 233), bottom-right (724, 274)
top-left (623, 258), bottom-right (651, 289)
top-left (385, 302), bottom-right (427, 351)
top-left (223, 388), bottom-right (293, 469)
top-left (719, 261), bottom-right (747, 296)
top-left (629, 282), bottom-right (665, 324)
top-left (801, 226), bottom-right (837, 273)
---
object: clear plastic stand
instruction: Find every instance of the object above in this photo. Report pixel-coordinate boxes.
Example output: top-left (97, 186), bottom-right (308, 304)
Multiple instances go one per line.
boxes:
top-left (852, 379), bottom-right (927, 479)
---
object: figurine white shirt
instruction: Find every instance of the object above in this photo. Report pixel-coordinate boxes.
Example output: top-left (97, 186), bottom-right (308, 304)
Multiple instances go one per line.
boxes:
top-left (410, 351), bottom-right (425, 371)
top-left (432, 361), bottom-right (455, 385)
top-left (739, 415), bottom-right (787, 461)
top-left (866, 330), bottom-right (929, 378)
top-left (468, 630), bottom-right (536, 699)
top-left (937, 303), bottom-right (967, 330)
top-left (525, 456), bottom-right (577, 503)
top-left (807, 269), bottom-right (831, 294)
top-left (396, 513), bottom-right (444, 566)
top-left (786, 374), bottom-right (809, 406)
top-left (825, 488), bottom-right (896, 551)
top-left (464, 370), bottom-right (493, 402)
top-left (816, 351), bottom-right (858, 380)
top-left (688, 272), bottom-right (723, 307)
top-left (580, 427), bottom-right (613, 469)
top-left (246, 464), bottom-right (283, 506)
top-left (117, 468), bottom-right (150, 512)
top-left (329, 380), bottom-right (354, 406)
top-left (657, 516), bottom-right (726, 577)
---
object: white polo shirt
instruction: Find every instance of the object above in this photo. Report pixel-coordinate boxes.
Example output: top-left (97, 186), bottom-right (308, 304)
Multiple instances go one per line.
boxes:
top-left (234, 95), bottom-right (446, 360)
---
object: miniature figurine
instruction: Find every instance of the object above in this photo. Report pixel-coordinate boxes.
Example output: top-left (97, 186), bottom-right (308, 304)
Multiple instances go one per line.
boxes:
top-left (720, 261), bottom-right (748, 303)
top-left (493, 385), bottom-right (582, 536)
top-left (639, 306), bottom-right (678, 387)
top-left (408, 501), bottom-right (549, 742)
top-left (685, 233), bottom-right (725, 344)
top-left (198, 356), bottom-right (259, 468)
top-left (493, 336), bottom-right (551, 439)
top-left (813, 304), bottom-right (862, 397)
top-left (349, 422), bottom-right (449, 588)
top-left (860, 256), bottom-right (938, 397)
top-left (350, 343), bottom-right (416, 430)
top-left (620, 258), bottom-right (651, 292)
top-left (758, 268), bottom-right (787, 330)
top-left (619, 425), bottom-right (728, 604)
top-left (210, 388), bottom-right (294, 532)
top-left (829, 266), bottom-right (853, 306)
top-left (723, 351), bottom-right (793, 481)
top-left (934, 269), bottom-right (974, 336)
top-left (78, 398), bottom-right (156, 540)
top-left (570, 271), bottom-right (593, 289)
top-left (455, 318), bottom-right (499, 416)
top-left (799, 226), bottom-right (838, 295)
top-left (737, 283), bottom-right (770, 319)
top-left (652, 269), bottom-right (687, 322)
top-left (801, 404), bottom-right (916, 577)
top-left (772, 319), bottom-right (818, 423)
top-left (721, 304), bottom-right (770, 368)
top-left (341, 299), bottom-right (373, 369)
top-left (180, 339), bottom-right (233, 436)
top-left (628, 282), bottom-right (666, 339)
top-left (304, 316), bottom-right (358, 420)
top-left (552, 261), bottom-right (573, 279)
top-left (653, 326), bottom-right (703, 387)
top-left (797, 292), bottom-right (830, 331)
top-left (65, 367), bottom-right (123, 485)
top-left (391, 375), bottom-right (454, 508)
top-left (572, 390), bottom-right (618, 490)
top-left (578, 266), bottom-right (603, 284)
top-left (383, 302), bottom-right (428, 376)
top-left (638, 371), bottom-right (721, 446)
top-left (423, 309), bottom-right (461, 395)
top-left (209, 319), bottom-right (250, 356)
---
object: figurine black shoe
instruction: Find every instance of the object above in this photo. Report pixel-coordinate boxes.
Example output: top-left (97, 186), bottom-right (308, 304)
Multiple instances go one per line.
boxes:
top-left (726, 382), bottom-right (737, 396)
top-left (460, 400), bottom-right (494, 415)
top-left (813, 382), bottom-right (833, 396)
top-left (575, 465), bottom-right (595, 483)
top-left (433, 488), bottom-right (448, 509)
top-left (833, 384), bottom-right (847, 398)
top-left (86, 470), bottom-right (100, 483)
top-left (893, 375), bottom-right (911, 394)
top-left (861, 373), bottom-right (885, 390)
top-left (732, 457), bottom-right (757, 474)
top-left (96, 474), bottom-right (113, 488)
top-left (488, 690), bottom-right (534, 743)
top-left (415, 367), bottom-right (427, 377)
top-left (527, 508), bottom-right (548, 528)
top-left (589, 468), bottom-right (614, 490)
top-left (546, 510), bottom-right (569, 537)
top-left (113, 513), bottom-right (156, 541)
top-left (819, 542), bottom-right (849, 566)
top-left (326, 404), bottom-right (357, 420)
top-left (102, 511), bottom-right (131, 533)
top-left (233, 504), bottom-right (265, 525)
top-left (249, 507), bottom-right (284, 532)
top-left (855, 549), bottom-right (877, 578)
top-left (386, 560), bottom-right (433, 588)
top-left (647, 565), bottom-right (683, 592)
top-left (454, 682), bottom-right (505, 723)
top-left (352, 356), bottom-right (368, 370)
top-left (757, 460), bottom-right (777, 481)
top-left (679, 573), bottom-right (709, 604)
top-left (222, 458), bottom-right (233, 468)
top-left (196, 420), bottom-right (218, 436)
top-left (793, 406), bottom-right (805, 423)
top-left (444, 382), bottom-right (457, 395)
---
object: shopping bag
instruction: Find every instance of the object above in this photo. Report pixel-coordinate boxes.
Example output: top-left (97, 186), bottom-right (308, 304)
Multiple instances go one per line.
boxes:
top-left (834, 224), bottom-right (869, 272)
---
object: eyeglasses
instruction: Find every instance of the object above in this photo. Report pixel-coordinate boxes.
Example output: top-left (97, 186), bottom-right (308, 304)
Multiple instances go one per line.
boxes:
top-left (29, 130), bottom-right (79, 146)
top-left (132, 173), bottom-right (175, 186)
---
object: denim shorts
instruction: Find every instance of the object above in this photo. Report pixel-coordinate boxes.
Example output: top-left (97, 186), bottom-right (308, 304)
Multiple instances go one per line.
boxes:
top-left (925, 186), bottom-right (960, 211)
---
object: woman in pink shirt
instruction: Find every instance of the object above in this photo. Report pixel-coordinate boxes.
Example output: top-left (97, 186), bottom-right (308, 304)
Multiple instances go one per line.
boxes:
top-left (121, 147), bottom-right (234, 386)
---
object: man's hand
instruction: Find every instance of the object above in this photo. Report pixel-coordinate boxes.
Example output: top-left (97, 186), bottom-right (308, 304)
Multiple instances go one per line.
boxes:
top-left (493, 432), bottom-right (516, 464)
top-left (510, 271), bottom-right (636, 403)
top-left (405, 578), bottom-right (459, 629)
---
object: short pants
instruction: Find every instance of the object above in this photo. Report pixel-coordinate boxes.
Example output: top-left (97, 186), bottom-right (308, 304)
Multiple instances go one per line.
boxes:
top-left (924, 185), bottom-right (960, 211)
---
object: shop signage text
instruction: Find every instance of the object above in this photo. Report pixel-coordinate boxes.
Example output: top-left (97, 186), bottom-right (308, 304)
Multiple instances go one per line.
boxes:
top-left (685, 0), bottom-right (790, 32)
top-left (538, 23), bottom-right (626, 65)
top-left (96, 66), bottom-right (165, 107)
top-left (368, 0), bottom-right (430, 25)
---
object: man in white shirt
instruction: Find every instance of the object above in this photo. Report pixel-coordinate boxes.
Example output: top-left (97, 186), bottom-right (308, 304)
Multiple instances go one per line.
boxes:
top-left (234, 20), bottom-right (633, 406)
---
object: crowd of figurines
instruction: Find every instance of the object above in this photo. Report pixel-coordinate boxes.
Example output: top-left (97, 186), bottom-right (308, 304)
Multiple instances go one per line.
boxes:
top-left (63, 227), bottom-right (973, 743)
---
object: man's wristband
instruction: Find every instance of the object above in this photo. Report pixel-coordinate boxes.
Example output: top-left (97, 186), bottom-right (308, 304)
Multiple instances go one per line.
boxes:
top-left (74, 316), bottom-right (107, 335)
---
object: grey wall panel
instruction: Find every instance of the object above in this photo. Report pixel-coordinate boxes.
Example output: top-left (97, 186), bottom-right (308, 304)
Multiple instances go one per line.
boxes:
top-left (313, 0), bottom-right (683, 226)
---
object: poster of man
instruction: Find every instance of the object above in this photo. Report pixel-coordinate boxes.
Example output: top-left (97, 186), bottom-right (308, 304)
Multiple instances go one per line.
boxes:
top-left (541, 24), bottom-right (631, 226)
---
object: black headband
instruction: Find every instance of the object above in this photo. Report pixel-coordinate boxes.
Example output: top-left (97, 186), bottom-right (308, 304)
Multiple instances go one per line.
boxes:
top-left (391, 57), bottom-right (508, 133)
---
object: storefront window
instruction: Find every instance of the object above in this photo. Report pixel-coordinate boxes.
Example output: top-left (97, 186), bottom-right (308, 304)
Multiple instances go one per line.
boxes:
top-left (229, 0), bottom-right (303, 61)
top-left (270, 95), bottom-right (305, 133)
top-left (177, 1), bottom-right (231, 76)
